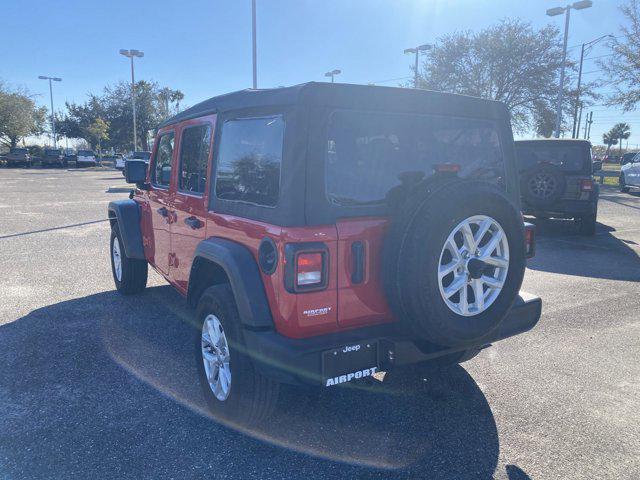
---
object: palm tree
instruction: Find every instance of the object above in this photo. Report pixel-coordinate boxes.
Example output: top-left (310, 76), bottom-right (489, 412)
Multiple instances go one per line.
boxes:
top-left (612, 122), bottom-right (631, 156)
top-left (603, 130), bottom-right (618, 156)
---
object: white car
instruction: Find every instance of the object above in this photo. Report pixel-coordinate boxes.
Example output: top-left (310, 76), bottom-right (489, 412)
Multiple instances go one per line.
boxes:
top-left (114, 154), bottom-right (125, 170)
top-left (620, 153), bottom-right (640, 193)
top-left (77, 150), bottom-right (97, 166)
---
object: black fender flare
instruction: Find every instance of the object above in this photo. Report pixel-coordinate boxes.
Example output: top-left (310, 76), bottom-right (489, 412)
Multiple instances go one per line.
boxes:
top-left (188, 238), bottom-right (274, 330)
top-left (107, 200), bottom-right (146, 259)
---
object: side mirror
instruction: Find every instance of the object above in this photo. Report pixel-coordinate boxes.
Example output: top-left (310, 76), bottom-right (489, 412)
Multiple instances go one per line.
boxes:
top-left (592, 160), bottom-right (602, 172)
top-left (125, 159), bottom-right (148, 186)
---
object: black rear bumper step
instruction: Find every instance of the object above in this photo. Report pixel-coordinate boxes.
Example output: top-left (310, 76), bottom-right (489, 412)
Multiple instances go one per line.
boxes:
top-left (243, 292), bottom-right (542, 386)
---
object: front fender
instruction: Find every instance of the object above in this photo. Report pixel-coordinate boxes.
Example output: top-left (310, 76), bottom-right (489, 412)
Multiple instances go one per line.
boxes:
top-left (107, 200), bottom-right (145, 259)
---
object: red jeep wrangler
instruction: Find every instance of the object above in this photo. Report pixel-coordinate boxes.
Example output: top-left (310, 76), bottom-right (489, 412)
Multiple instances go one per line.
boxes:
top-left (108, 83), bottom-right (540, 424)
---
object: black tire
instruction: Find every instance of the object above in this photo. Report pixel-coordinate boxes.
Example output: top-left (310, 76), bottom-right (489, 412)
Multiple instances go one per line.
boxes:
top-left (575, 212), bottom-right (597, 236)
top-left (195, 284), bottom-right (279, 425)
top-left (110, 224), bottom-right (147, 294)
top-left (384, 179), bottom-right (526, 347)
top-left (620, 174), bottom-right (630, 193)
top-left (521, 164), bottom-right (566, 207)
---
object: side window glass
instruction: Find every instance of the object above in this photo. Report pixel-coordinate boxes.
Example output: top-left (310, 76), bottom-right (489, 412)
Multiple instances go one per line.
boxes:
top-left (151, 133), bottom-right (175, 187)
top-left (215, 116), bottom-right (284, 207)
top-left (178, 124), bottom-right (212, 194)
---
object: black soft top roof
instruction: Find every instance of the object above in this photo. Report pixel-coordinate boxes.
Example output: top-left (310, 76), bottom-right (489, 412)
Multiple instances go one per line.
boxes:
top-left (158, 82), bottom-right (509, 128)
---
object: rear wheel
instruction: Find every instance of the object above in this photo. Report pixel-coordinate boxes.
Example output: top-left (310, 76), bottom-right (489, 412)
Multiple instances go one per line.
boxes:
top-left (195, 284), bottom-right (279, 425)
top-left (620, 174), bottom-right (630, 193)
top-left (110, 224), bottom-right (147, 294)
top-left (575, 212), bottom-right (597, 236)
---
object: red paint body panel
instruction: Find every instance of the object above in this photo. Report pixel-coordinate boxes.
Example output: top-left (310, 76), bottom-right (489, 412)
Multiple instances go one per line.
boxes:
top-left (169, 115), bottom-right (217, 293)
top-left (139, 117), bottom-right (396, 340)
top-left (335, 218), bottom-right (395, 328)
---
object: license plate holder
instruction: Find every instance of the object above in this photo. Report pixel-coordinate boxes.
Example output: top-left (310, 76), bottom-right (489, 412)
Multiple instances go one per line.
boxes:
top-left (322, 341), bottom-right (379, 387)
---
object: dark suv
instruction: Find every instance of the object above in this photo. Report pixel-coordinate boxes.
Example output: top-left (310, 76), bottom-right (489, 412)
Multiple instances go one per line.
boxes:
top-left (515, 139), bottom-right (599, 235)
top-left (3, 148), bottom-right (31, 167)
top-left (41, 148), bottom-right (66, 168)
top-left (108, 83), bottom-right (541, 423)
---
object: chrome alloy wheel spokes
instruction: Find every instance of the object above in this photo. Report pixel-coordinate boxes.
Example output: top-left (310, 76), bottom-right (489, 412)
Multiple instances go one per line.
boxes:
top-left (438, 215), bottom-right (510, 316)
top-left (201, 314), bottom-right (232, 401)
top-left (112, 237), bottom-right (122, 282)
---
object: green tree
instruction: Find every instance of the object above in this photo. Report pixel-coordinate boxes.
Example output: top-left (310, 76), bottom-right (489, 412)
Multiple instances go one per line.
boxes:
top-left (415, 19), bottom-right (597, 135)
top-left (611, 122), bottom-right (631, 155)
top-left (59, 80), bottom-right (182, 151)
top-left (85, 118), bottom-right (110, 157)
top-left (599, 0), bottom-right (640, 111)
top-left (603, 130), bottom-right (619, 156)
top-left (0, 83), bottom-right (47, 148)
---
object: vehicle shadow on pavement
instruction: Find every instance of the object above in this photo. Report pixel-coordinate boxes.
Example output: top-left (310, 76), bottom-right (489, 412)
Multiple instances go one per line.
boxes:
top-left (0, 286), bottom-right (524, 479)
top-left (526, 218), bottom-right (640, 282)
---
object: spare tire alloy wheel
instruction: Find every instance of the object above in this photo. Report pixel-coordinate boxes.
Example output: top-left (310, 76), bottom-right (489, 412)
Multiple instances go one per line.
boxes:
top-left (528, 171), bottom-right (558, 202)
top-left (201, 314), bottom-right (232, 401)
top-left (438, 215), bottom-right (509, 316)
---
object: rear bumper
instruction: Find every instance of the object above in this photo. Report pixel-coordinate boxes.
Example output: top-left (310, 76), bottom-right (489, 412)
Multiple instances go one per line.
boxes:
top-left (243, 292), bottom-right (542, 386)
top-left (524, 198), bottom-right (597, 218)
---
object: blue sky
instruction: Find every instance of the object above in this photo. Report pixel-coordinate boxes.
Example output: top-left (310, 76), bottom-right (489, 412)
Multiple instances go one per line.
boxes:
top-left (1, 0), bottom-right (637, 147)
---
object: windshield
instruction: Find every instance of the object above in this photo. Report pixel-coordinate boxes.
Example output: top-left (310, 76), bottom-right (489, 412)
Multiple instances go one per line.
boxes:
top-left (515, 143), bottom-right (589, 172)
top-left (44, 149), bottom-right (62, 156)
top-left (133, 151), bottom-right (151, 160)
top-left (326, 110), bottom-right (505, 205)
top-left (10, 148), bottom-right (28, 154)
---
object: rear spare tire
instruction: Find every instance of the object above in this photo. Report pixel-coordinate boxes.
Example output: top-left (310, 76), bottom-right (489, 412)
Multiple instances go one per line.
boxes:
top-left (384, 180), bottom-right (526, 347)
top-left (521, 164), bottom-right (566, 207)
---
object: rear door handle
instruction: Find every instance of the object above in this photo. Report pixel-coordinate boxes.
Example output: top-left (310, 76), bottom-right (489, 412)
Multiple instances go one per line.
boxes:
top-left (157, 207), bottom-right (169, 217)
top-left (184, 216), bottom-right (203, 229)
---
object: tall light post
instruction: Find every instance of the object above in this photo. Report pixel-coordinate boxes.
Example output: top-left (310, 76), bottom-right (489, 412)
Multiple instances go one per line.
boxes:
top-left (547, 0), bottom-right (593, 138)
top-left (572, 34), bottom-right (613, 138)
top-left (252, 0), bottom-right (257, 88)
top-left (119, 49), bottom-right (144, 151)
top-left (38, 75), bottom-right (62, 147)
top-left (324, 69), bottom-right (341, 83)
top-left (404, 44), bottom-right (432, 88)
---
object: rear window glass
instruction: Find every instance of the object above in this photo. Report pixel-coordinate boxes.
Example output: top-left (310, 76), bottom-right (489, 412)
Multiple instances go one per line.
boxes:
top-left (45, 149), bottom-right (62, 156)
top-left (77, 150), bottom-right (94, 156)
top-left (326, 111), bottom-right (505, 206)
top-left (515, 143), bottom-right (589, 172)
top-left (215, 116), bottom-right (284, 207)
top-left (178, 124), bottom-right (211, 194)
top-left (10, 148), bottom-right (28, 154)
top-left (151, 133), bottom-right (174, 187)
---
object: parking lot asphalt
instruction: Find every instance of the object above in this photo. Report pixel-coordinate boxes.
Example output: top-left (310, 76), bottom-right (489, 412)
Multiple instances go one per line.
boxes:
top-left (0, 167), bottom-right (639, 480)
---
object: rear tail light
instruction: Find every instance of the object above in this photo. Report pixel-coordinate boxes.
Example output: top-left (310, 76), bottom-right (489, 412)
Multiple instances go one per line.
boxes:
top-left (580, 179), bottom-right (594, 192)
top-left (284, 243), bottom-right (329, 293)
top-left (524, 223), bottom-right (536, 258)
top-left (434, 163), bottom-right (461, 173)
top-left (296, 253), bottom-right (323, 286)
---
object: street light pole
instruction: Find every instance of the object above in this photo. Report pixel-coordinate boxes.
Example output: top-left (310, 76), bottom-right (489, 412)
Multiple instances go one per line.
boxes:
top-left (572, 42), bottom-right (585, 139)
top-left (252, 0), bottom-right (257, 89)
top-left (324, 69), bottom-right (341, 83)
top-left (556, 6), bottom-right (571, 139)
top-left (404, 44), bottom-right (432, 88)
top-left (572, 34), bottom-right (612, 138)
top-left (38, 75), bottom-right (62, 148)
top-left (547, 1), bottom-right (593, 138)
top-left (119, 49), bottom-right (144, 152)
